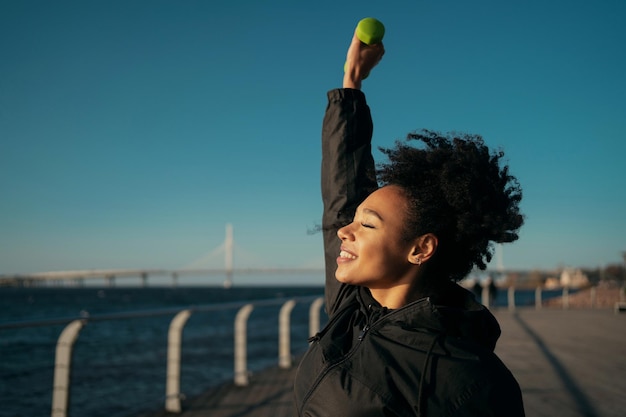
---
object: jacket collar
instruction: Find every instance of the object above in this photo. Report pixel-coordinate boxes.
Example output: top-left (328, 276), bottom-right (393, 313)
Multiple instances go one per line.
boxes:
top-left (358, 282), bottom-right (502, 352)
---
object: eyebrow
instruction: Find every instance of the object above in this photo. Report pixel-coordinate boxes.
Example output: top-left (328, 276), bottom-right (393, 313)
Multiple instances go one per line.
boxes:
top-left (362, 208), bottom-right (384, 221)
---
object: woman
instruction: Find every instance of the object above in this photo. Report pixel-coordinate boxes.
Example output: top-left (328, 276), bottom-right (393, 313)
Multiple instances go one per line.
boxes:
top-left (293, 32), bottom-right (525, 416)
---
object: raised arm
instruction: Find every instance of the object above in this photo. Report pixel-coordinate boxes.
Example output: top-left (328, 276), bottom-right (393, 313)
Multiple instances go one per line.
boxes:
top-left (321, 33), bottom-right (384, 315)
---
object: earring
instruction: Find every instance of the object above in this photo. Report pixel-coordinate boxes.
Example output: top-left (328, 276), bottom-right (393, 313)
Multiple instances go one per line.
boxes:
top-left (416, 258), bottom-right (422, 266)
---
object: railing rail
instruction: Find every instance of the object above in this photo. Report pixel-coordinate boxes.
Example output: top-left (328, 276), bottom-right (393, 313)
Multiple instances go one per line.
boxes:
top-left (475, 285), bottom-right (598, 310)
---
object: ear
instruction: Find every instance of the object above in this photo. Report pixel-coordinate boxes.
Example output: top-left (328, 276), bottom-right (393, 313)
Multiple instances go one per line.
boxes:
top-left (407, 233), bottom-right (438, 265)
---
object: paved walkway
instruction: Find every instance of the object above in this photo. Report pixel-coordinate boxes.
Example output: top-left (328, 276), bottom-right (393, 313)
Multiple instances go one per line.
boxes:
top-left (140, 308), bottom-right (625, 417)
top-left (495, 309), bottom-right (625, 417)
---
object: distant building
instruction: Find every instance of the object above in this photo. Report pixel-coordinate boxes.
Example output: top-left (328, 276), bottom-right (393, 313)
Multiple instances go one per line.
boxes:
top-left (559, 268), bottom-right (589, 288)
top-left (544, 277), bottom-right (560, 289)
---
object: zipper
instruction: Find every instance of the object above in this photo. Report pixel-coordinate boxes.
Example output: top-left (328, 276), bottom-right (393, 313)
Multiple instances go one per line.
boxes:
top-left (358, 303), bottom-right (385, 341)
top-left (357, 324), bottom-right (369, 341)
top-left (307, 334), bottom-right (320, 343)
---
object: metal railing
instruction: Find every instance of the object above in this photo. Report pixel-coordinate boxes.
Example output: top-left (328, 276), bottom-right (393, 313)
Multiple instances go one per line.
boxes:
top-left (480, 285), bottom-right (620, 311)
top-left (4, 285), bottom-right (619, 417)
top-left (1, 295), bottom-right (325, 417)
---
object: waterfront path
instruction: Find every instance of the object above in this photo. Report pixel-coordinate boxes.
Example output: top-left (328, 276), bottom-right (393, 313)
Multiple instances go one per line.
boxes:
top-left (140, 308), bottom-right (625, 417)
top-left (495, 309), bottom-right (625, 417)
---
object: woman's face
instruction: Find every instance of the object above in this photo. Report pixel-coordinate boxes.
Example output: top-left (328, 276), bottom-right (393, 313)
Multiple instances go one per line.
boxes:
top-left (335, 185), bottom-right (417, 288)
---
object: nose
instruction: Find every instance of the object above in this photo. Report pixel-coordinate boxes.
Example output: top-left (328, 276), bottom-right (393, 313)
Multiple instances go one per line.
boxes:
top-left (337, 223), bottom-right (354, 241)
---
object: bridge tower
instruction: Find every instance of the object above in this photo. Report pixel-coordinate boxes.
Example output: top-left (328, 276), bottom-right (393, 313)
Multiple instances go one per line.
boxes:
top-left (223, 224), bottom-right (234, 288)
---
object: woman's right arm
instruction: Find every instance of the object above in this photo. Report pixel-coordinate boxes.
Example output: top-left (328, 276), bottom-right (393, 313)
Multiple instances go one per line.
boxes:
top-left (321, 33), bottom-right (384, 315)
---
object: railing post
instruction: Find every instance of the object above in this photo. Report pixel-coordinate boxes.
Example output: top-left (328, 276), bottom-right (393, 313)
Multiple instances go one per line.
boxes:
top-left (279, 300), bottom-right (297, 369)
top-left (309, 298), bottom-right (325, 338)
top-left (165, 309), bottom-right (192, 413)
top-left (507, 287), bottom-right (516, 312)
top-left (562, 287), bottom-right (569, 310)
top-left (590, 286), bottom-right (597, 309)
top-left (482, 284), bottom-right (490, 308)
top-left (234, 304), bottom-right (254, 386)
top-left (51, 319), bottom-right (85, 417)
top-left (535, 286), bottom-right (542, 310)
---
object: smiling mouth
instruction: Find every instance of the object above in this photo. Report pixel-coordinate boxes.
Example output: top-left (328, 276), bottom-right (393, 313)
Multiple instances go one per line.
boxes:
top-left (339, 250), bottom-right (357, 260)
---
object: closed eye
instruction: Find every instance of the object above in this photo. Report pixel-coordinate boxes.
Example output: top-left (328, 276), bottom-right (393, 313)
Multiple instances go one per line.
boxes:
top-left (361, 223), bottom-right (375, 229)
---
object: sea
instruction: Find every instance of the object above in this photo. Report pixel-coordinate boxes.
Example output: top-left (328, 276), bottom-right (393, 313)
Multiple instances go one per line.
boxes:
top-left (0, 282), bottom-right (564, 417)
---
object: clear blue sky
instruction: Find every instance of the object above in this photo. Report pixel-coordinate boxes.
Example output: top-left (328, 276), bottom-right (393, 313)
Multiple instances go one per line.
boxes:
top-left (1, 0), bottom-right (625, 280)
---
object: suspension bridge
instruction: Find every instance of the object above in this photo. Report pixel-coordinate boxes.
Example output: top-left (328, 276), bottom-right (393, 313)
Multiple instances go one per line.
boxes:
top-left (1, 225), bottom-right (549, 288)
top-left (0, 224), bottom-right (324, 288)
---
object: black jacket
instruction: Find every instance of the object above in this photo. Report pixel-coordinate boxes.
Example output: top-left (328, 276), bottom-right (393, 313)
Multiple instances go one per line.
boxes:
top-left (293, 89), bottom-right (525, 417)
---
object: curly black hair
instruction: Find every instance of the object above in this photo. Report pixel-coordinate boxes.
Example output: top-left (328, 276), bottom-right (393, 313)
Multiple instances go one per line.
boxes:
top-left (377, 129), bottom-right (524, 282)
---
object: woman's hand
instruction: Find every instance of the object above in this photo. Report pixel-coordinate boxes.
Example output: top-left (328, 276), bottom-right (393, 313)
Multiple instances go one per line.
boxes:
top-left (343, 31), bottom-right (385, 90)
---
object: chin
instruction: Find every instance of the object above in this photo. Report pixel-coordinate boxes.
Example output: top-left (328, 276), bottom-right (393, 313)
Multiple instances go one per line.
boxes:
top-left (335, 270), bottom-right (364, 286)
top-left (334, 270), bottom-right (353, 285)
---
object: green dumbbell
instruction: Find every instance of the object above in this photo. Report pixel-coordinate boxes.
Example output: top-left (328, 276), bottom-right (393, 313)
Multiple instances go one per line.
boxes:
top-left (344, 17), bottom-right (385, 79)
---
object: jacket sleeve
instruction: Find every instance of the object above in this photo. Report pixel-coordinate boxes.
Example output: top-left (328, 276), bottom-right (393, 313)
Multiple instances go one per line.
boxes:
top-left (321, 88), bottom-right (378, 315)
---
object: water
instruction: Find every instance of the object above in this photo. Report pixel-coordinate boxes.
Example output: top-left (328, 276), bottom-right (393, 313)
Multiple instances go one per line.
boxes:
top-left (0, 284), bottom-right (565, 417)
top-left (0, 285), bottom-right (325, 417)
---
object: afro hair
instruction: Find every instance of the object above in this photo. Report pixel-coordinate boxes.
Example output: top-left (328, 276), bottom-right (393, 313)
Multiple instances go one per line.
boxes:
top-left (377, 129), bottom-right (524, 282)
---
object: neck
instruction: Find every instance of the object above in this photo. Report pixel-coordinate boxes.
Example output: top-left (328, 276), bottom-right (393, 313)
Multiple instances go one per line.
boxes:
top-left (368, 283), bottom-right (429, 310)
top-left (368, 272), bottom-right (445, 309)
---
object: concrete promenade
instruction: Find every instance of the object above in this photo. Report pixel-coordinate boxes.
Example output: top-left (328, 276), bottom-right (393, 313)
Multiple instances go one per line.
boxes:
top-left (141, 308), bottom-right (625, 417)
